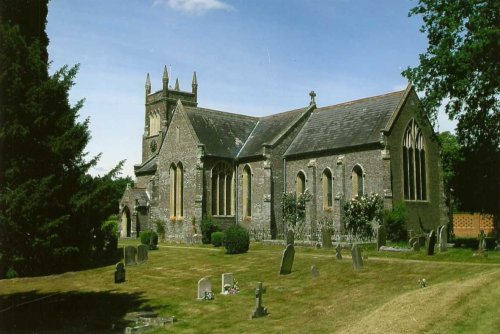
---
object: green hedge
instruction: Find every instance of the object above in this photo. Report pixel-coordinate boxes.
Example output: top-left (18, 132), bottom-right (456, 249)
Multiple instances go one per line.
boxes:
top-left (224, 225), bottom-right (250, 254)
top-left (211, 232), bottom-right (226, 247)
top-left (140, 231), bottom-right (158, 247)
top-left (453, 237), bottom-right (496, 250)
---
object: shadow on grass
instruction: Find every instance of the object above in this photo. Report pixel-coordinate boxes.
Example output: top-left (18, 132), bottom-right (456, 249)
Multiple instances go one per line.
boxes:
top-left (0, 289), bottom-right (154, 333)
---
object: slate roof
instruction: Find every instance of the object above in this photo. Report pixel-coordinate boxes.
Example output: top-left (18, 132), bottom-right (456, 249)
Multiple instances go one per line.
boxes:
top-left (131, 188), bottom-right (150, 207)
top-left (237, 107), bottom-right (309, 158)
top-left (285, 90), bottom-right (406, 157)
top-left (185, 107), bottom-right (258, 158)
top-left (134, 155), bottom-right (157, 176)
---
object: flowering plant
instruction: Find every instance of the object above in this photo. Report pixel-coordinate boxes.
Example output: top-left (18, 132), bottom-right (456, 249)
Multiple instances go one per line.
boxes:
top-left (418, 278), bottom-right (427, 288)
top-left (342, 193), bottom-right (383, 239)
top-left (202, 291), bottom-right (214, 300)
top-left (223, 279), bottom-right (240, 295)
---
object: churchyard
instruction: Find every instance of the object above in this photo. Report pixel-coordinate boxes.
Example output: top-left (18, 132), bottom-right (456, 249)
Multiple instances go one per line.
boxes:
top-left (1, 240), bottom-right (499, 333)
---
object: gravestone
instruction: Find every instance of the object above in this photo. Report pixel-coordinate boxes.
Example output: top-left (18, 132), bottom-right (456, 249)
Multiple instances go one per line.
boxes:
top-left (335, 244), bottom-right (342, 260)
top-left (438, 225), bottom-right (448, 252)
top-left (377, 225), bottom-right (387, 250)
top-left (286, 229), bottom-right (295, 246)
top-left (221, 273), bottom-right (234, 294)
top-left (124, 246), bottom-right (137, 266)
top-left (418, 235), bottom-right (427, 247)
top-left (114, 262), bottom-right (126, 283)
top-left (321, 229), bottom-right (333, 248)
top-left (427, 230), bottom-right (436, 256)
top-left (310, 265), bottom-right (319, 278)
top-left (351, 244), bottom-right (363, 270)
top-left (279, 244), bottom-right (295, 275)
top-left (137, 244), bottom-right (149, 263)
top-left (197, 277), bottom-right (212, 300)
top-left (409, 237), bottom-right (420, 251)
top-left (251, 282), bottom-right (268, 319)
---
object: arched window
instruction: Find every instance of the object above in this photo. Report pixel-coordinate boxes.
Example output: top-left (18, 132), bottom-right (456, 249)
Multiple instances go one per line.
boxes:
top-left (352, 165), bottom-right (364, 198)
top-left (242, 165), bottom-right (252, 217)
top-left (403, 119), bottom-right (427, 200)
top-left (322, 168), bottom-right (333, 210)
top-left (296, 171), bottom-right (306, 196)
top-left (176, 162), bottom-right (184, 217)
top-left (211, 162), bottom-right (234, 216)
top-left (169, 164), bottom-right (177, 217)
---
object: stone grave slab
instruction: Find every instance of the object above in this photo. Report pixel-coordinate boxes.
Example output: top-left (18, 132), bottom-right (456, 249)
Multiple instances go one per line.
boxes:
top-left (251, 282), bottom-right (268, 319)
top-left (335, 244), bottom-right (342, 260)
top-left (221, 273), bottom-right (234, 294)
top-left (286, 229), bottom-right (295, 246)
top-left (377, 225), bottom-right (387, 250)
top-left (279, 244), bottom-right (295, 275)
top-left (427, 230), bottom-right (436, 256)
top-left (137, 244), bottom-right (149, 263)
top-left (114, 262), bottom-right (126, 283)
top-left (351, 244), bottom-right (363, 270)
top-left (438, 225), bottom-right (448, 252)
top-left (197, 277), bottom-right (212, 300)
top-left (321, 229), bottom-right (333, 248)
top-left (124, 246), bottom-right (137, 266)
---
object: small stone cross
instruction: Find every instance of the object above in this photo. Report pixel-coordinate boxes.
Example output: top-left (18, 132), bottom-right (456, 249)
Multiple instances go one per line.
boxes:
top-left (251, 282), bottom-right (268, 318)
top-left (309, 91), bottom-right (316, 104)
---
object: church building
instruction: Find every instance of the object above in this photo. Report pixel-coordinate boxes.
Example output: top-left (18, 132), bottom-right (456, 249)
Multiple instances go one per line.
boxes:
top-left (119, 67), bottom-right (448, 240)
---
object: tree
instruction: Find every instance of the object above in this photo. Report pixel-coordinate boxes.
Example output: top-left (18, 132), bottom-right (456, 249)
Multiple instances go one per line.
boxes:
top-left (403, 0), bottom-right (499, 217)
top-left (0, 0), bottom-right (123, 277)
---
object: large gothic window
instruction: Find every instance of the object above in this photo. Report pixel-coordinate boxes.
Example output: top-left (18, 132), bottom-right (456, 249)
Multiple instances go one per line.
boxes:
top-left (403, 119), bottom-right (427, 200)
top-left (169, 162), bottom-right (184, 218)
top-left (242, 165), bottom-right (252, 217)
top-left (351, 165), bottom-right (364, 198)
top-left (211, 162), bottom-right (234, 216)
top-left (296, 171), bottom-right (306, 196)
top-left (322, 168), bottom-right (333, 210)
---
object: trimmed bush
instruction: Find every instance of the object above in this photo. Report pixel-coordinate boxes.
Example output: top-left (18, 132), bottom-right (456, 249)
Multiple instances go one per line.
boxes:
top-left (201, 216), bottom-right (220, 244)
top-left (140, 231), bottom-right (158, 247)
top-left (384, 202), bottom-right (408, 242)
top-left (224, 225), bottom-right (250, 254)
top-left (211, 231), bottom-right (226, 247)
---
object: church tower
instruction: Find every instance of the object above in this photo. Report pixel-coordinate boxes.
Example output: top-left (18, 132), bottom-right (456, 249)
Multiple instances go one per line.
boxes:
top-left (139, 66), bottom-right (198, 165)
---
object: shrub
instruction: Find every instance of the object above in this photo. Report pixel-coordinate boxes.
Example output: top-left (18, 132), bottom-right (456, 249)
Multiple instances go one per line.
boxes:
top-left (140, 231), bottom-right (158, 247)
top-left (383, 202), bottom-right (408, 242)
top-left (211, 232), bottom-right (226, 247)
top-left (453, 237), bottom-right (496, 250)
top-left (224, 225), bottom-right (250, 254)
top-left (101, 216), bottom-right (118, 258)
top-left (201, 216), bottom-right (220, 244)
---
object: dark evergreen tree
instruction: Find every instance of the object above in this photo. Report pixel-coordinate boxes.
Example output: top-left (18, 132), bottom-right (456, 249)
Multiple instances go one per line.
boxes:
top-left (403, 0), bottom-right (499, 218)
top-left (0, 0), bottom-right (124, 277)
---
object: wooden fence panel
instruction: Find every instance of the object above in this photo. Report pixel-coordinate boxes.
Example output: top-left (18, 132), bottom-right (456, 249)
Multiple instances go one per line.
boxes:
top-left (453, 213), bottom-right (494, 237)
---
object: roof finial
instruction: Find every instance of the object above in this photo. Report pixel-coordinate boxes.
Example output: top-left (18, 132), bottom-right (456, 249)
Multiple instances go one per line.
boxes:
top-left (163, 65), bottom-right (169, 80)
top-left (174, 78), bottom-right (180, 91)
top-left (145, 73), bottom-right (151, 95)
top-left (192, 71), bottom-right (198, 86)
top-left (309, 91), bottom-right (316, 105)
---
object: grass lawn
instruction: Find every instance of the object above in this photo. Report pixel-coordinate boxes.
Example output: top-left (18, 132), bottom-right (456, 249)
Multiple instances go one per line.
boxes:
top-left (1, 240), bottom-right (499, 333)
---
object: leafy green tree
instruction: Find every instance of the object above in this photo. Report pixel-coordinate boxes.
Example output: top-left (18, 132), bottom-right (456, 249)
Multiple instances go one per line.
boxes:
top-left (0, 0), bottom-right (124, 277)
top-left (403, 0), bottom-right (499, 217)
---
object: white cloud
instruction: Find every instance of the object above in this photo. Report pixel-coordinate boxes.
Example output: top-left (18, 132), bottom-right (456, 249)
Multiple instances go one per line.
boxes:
top-left (155, 0), bottom-right (234, 15)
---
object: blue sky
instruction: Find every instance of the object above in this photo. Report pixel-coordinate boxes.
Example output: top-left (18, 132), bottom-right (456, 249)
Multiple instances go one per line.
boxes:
top-left (46, 0), bottom-right (456, 177)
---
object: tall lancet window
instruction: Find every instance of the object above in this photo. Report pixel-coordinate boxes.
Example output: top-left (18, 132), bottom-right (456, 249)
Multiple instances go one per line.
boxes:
top-left (242, 165), bottom-right (252, 217)
top-left (169, 162), bottom-right (184, 218)
top-left (211, 162), bottom-right (234, 216)
top-left (403, 119), bottom-right (427, 200)
top-left (351, 165), bottom-right (364, 198)
top-left (322, 168), bottom-right (333, 210)
top-left (296, 171), bottom-right (306, 196)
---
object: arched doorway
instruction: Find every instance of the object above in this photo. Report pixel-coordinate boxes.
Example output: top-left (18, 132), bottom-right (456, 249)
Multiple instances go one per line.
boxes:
top-left (121, 206), bottom-right (131, 237)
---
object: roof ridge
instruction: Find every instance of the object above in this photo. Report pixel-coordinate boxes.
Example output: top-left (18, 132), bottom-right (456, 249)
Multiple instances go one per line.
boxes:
top-left (316, 90), bottom-right (405, 111)
top-left (186, 106), bottom-right (259, 120)
top-left (259, 106), bottom-right (307, 119)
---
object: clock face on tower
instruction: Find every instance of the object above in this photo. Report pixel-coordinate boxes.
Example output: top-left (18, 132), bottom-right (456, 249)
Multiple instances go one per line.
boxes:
top-left (150, 139), bottom-right (157, 153)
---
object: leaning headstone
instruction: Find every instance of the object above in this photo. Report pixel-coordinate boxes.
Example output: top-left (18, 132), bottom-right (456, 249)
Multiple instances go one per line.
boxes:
top-left (310, 265), bottom-right (319, 278)
top-left (137, 244), bottom-right (149, 263)
top-left (114, 262), bottom-right (126, 283)
top-left (351, 243), bottom-right (363, 270)
top-left (427, 230), bottom-right (436, 255)
top-left (410, 237), bottom-right (420, 251)
top-left (335, 244), bottom-right (342, 260)
top-left (286, 229), bottom-right (295, 246)
top-left (377, 225), bottom-right (387, 250)
top-left (124, 246), bottom-right (137, 266)
top-left (478, 230), bottom-right (486, 252)
top-left (197, 277), bottom-right (212, 300)
top-left (251, 282), bottom-right (268, 319)
top-left (279, 244), bottom-right (295, 275)
top-left (321, 229), bottom-right (333, 248)
top-left (221, 273), bottom-right (234, 294)
top-left (438, 225), bottom-right (448, 252)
